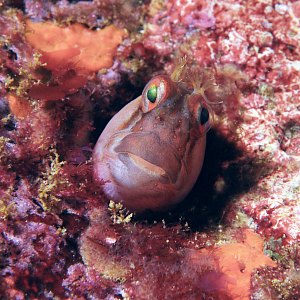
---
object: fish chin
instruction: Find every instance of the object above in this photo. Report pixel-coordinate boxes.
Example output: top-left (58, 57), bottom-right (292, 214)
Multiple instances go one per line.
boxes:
top-left (96, 153), bottom-right (179, 212)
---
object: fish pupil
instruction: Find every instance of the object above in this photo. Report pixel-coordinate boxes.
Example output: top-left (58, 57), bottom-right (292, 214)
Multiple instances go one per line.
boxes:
top-left (147, 86), bottom-right (157, 103)
top-left (199, 107), bottom-right (209, 125)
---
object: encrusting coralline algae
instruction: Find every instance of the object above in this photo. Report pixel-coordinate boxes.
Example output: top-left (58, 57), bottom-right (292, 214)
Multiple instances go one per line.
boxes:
top-left (0, 0), bottom-right (299, 299)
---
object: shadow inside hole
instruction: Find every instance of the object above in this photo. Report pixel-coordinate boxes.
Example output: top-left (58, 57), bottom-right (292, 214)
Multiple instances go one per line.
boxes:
top-left (90, 75), bottom-right (145, 145)
top-left (4, 0), bottom-right (25, 12)
top-left (136, 130), bottom-right (269, 230)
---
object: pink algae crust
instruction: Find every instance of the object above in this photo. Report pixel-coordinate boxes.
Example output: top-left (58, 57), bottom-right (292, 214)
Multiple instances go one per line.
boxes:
top-left (0, 0), bottom-right (299, 299)
top-left (79, 208), bottom-right (276, 299)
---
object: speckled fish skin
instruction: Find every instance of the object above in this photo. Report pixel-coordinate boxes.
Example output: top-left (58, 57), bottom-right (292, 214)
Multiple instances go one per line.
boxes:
top-left (93, 74), bottom-right (210, 213)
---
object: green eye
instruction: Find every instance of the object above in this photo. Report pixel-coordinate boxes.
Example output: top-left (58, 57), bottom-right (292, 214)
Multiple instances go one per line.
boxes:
top-left (147, 85), bottom-right (157, 103)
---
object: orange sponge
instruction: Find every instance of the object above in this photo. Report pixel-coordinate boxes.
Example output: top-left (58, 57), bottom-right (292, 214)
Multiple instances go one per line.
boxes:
top-left (189, 229), bottom-right (276, 299)
top-left (215, 229), bottom-right (276, 299)
top-left (7, 94), bottom-right (32, 119)
top-left (25, 21), bottom-right (126, 100)
top-left (25, 21), bottom-right (126, 72)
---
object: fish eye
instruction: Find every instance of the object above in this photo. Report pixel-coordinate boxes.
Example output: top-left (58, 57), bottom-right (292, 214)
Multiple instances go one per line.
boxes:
top-left (147, 85), bottom-right (157, 103)
top-left (197, 105), bottom-right (212, 134)
top-left (198, 107), bottom-right (209, 125)
top-left (142, 76), bottom-right (171, 113)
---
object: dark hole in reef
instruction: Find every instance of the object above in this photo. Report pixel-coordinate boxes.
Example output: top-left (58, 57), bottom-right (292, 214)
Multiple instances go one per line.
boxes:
top-left (3, 117), bottom-right (16, 131)
top-left (64, 236), bottom-right (82, 263)
top-left (6, 48), bottom-right (18, 61)
top-left (4, 0), bottom-right (25, 11)
top-left (60, 210), bottom-right (89, 263)
top-left (135, 130), bottom-right (269, 230)
top-left (91, 74), bottom-right (145, 145)
top-left (67, 0), bottom-right (93, 3)
top-left (16, 269), bottom-right (65, 298)
top-left (31, 197), bottom-right (45, 212)
top-left (16, 275), bottom-right (43, 297)
top-left (35, 67), bottom-right (53, 83)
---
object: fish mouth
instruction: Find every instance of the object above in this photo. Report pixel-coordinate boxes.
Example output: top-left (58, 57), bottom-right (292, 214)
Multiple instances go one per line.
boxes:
top-left (117, 151), bottom-right (172, 184)
top-left (114, 131), bottom-right (182, 184)
top-left (124, 152), bottom-right (168, 177)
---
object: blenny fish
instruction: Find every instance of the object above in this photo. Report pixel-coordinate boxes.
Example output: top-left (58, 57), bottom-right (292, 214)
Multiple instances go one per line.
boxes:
top-left (93, 59), bottom-right (213, 213)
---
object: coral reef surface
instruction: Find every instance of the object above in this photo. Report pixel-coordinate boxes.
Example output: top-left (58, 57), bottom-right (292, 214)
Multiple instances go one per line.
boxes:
top-left (0, 0), bottom-right (299, 299)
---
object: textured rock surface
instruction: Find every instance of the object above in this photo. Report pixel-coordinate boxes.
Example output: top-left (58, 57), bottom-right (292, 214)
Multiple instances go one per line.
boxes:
top-left (0, 0), bottom-right (299, 299)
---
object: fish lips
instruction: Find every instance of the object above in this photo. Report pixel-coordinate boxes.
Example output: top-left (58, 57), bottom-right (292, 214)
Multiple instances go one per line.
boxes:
top-left (114, 131), bottom-right (182, 185)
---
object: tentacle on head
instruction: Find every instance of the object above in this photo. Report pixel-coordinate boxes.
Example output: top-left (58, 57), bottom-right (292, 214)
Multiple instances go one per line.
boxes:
top-left (189, 67), bottom-right (223, 106)
top-left (170, 55), bottom-right (189, 83)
